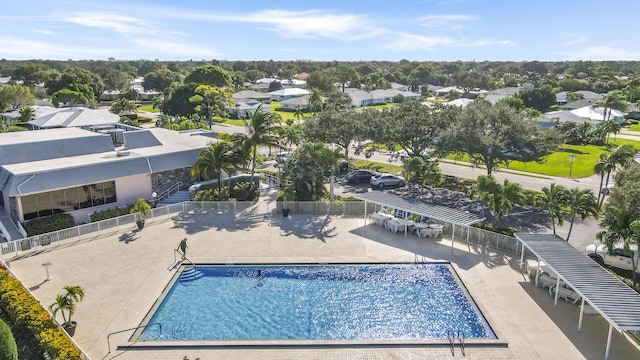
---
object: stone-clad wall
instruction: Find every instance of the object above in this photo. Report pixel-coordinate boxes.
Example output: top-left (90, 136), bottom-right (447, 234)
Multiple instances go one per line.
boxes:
top-left (151, 168), bottom-right (194, 192)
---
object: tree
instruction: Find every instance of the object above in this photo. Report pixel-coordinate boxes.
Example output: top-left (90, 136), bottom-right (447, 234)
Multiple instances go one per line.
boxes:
top-left (280, 148), bottom-right (326, 201)
top-left (277, 124), bottom-right (303, 149)
top-left (237, 105), bottom-right (282, 177)
top-left (445, 101), bottom-right (554, 175)
top-left (598, 206), bottom-right (640, 284)
top-left (535, 183), bottom-right (568, 234)
top-left (19, 106), bottom-right (35, 121)
top-left (515, 85), bottom-right (557, 112)
top-left (268, 80), bottom-right (282, 92)
top-left (302, 142), bottom-right (345, 202)
top-left (0, 84), bottom-right (35, 111)
top-left (471, 175), bottom-right (522, 220)
top-left (51, 89), bottom-right (89, 107)
top-left (402, 156), bottom-right (441, 196)
top-left (307, 89), bottom-right (323, 113)
top-left (96, 67), bottom-right (133, 91)
top-left (191, 141), bottom-right (244, 196)
top-left (45, 67), bottom-right (104, 99)
top-left (303, 108), bottom-right (365, 159)
top-left (334, 64), bottom-right (359, 92)
top-left (184, 65), bottom-right (232, 88)
top-left (110, 97), bottom-right (138, 115)
top-left (161, 83), bottom-right (198, 117)
top-left (565, 187), bottom-right (600, 242)
top-left (596, 91), bottom-right (630, 122)
top-left (376, 102), bottom-right (455, 159)
top-left (143, 68), bottom-right (181, 92)
top-left (13, 62), bottom-right (51, 87)
top-left (0, 318), bottom-right (18, 360)
top-left (598, 144), bottom-right (635, 206)
top-left (188, 85), bottom-right (233, 128)
top-left (293, 106), bottom-right (304, 121)
top-left (49, 285), bottom-right (85, 327)
top-left (306, 70), bottom-right (335, 93)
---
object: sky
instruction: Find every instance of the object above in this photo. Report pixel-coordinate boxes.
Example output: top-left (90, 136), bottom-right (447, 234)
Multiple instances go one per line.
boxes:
top-left (2, 0), bottom-right (640, 62)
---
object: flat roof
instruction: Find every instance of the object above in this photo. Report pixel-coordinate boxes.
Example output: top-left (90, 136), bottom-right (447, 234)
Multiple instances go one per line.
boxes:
top-left (355, 191), bottom-right (485, 226)
top-left (515, 233), bottom-right (640, 331)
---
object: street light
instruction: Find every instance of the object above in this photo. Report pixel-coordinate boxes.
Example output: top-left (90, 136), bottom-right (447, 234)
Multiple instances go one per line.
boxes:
top-left (569, 154), bottom-right (576, 178)
top-left (152, 191), bottom-right (158, 207)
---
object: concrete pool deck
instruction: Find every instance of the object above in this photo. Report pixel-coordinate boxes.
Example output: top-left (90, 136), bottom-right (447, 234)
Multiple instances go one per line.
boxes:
top-left (5, 205), bottom-right (640, 360)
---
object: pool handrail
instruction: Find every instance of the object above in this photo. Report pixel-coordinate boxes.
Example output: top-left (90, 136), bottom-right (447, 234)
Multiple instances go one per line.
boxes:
top-left (107, 322), bottom-right (162, 353)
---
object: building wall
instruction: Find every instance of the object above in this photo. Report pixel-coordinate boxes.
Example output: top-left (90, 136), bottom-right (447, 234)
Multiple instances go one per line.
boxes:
top-left (151, 168), bottom-right (194, 193)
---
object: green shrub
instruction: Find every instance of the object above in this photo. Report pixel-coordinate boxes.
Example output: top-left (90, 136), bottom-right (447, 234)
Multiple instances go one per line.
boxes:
top-left (231, 182), bottom-right (259, 201)
top-left (137, 116), bottom-right (153, 123)
top-left (23, 214), bottom-right (75, 237)
top-left (89, 205), bottom-right (134, 222)
top-left (195, 187), bottom-right (229, 201)
top-left (0, 266), bottom-right (82, 359)
top-left (472, 222), bottom-right (516, 237)
top-left (0, 318), bottom-right (18, 360)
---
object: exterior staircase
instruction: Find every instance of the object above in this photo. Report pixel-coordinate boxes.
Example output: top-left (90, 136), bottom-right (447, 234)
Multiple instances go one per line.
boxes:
top-left (157, 190), bottom-right (190, 207)
top-left (0, 208), bottom-right (24, 242)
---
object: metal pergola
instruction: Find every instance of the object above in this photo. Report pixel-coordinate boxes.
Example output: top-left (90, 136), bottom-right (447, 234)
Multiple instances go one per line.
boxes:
top-left (515, 233), bottom-right (640, 360)
top-left (355, 191), bottom-right (485, 251)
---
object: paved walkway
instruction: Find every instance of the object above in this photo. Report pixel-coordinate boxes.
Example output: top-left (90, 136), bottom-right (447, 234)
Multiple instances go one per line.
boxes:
top-left (5, 204), bottom-right (640, 360)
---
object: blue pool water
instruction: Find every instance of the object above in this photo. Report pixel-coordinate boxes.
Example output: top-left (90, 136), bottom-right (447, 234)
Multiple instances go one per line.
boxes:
top-left (138, 264), bottom-right (496, 341)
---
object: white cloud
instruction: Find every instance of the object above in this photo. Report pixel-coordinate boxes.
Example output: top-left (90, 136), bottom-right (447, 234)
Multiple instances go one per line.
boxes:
top-left (32, 29), bottom-right (56, 36)
top-left (556, 46), bottom-right (640, 61)
top-left (0, 36), bottom-right (117, 58)
top-left (62, 12), bottom-right (186, 39)
top-left (565, 35), bottom-right (587, 46)
top-left (128, 38), bottom-right (219, 58)
top-left (380, 32), bottom-right (514, 51)
top-left (417, 14), bottom-right (477, 27)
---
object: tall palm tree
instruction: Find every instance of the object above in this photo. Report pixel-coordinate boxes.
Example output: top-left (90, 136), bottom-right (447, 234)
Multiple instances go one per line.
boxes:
top-left (238, 105), bottom-right (282, 178)
top-left (293, 106), bottom-right (303, 121)
top-left (596, 91), bottom-right (629, 122)
top-left (301, 142), bottom-right (345, 202)
top-left (565, 187), bottom-right (600, 242)
top-left (599, 144), bottom-right (635, 206)
top-left (536, 183), bottom-right (568, 234)
top-left (471, 175), bottom-right (523, 220)
top-left (277, 125), bottom-right (302, 149)
top-left (593, 152), bottom-right (610, 204)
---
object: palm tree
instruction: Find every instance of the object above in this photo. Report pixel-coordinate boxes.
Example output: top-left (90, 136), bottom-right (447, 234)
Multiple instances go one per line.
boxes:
top-left (593, 153), bottom-right (610, 204)
top-left (598, 206), bottom-right (639, 284)
top-left (599, 144), bottom-right (635, 206)
top-left (49, 285), bottom-right (85, 326)
top-left (191, 141), bottom-right (243, 197)
top-left (565, 187), bottom-right (600, 242)
top-left (277, 125), bottom-right (302, 149)
top-left (596, 91), bottom-right (629, 122)
top-left (308, 89), bottom-right (323, 114)
top-left (238, 105), bottom-right (282, 178)
top-left (471, 175), bottom-right (523, 220)
top-left (294, 106), bottom-right (303, 121)
top-left (536, 183), bottom-right (568, 234)
top-left (301, 143), bottom-right (345, 202)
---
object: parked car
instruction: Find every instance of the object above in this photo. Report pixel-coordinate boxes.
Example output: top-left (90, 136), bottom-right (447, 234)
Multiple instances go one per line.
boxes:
top-left (585, 242), bottom-right (639, 273)
top-left (275, 152), bottom-right (293, 163)
top-left (370, 174), bottom-right (406, 189)
top-left (346, 170), bottom-right (380, 184)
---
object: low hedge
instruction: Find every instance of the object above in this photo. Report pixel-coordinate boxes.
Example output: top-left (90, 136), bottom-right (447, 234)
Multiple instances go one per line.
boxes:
top-left (0, 318), bottom-right (18, 360)
top-left (0, 266), bottom-right (82, 359)
top-left (23, 214), bottom-right (75, 237)
top-left (89, 205), bottom-right (134, 222)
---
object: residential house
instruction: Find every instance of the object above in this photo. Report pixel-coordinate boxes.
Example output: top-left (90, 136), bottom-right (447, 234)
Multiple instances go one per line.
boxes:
top-left (556, 90), bottom-right (603, 105)
top-left (27, 107), bottom-right (120, 130)
top-left (232, 90), bottom-right (271, 102)
top-left (227, 99), bottom-right (271, 118)
top-left (268, 88), bottom-right (310, 102)
top-left (279, 95), bottom-right (309, 111)
top-left (344, 88), bottom-right (420, 108)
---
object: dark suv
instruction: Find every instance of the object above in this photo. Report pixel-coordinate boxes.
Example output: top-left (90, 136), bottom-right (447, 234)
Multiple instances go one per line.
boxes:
top-left (346, 170), bottom-right (380, 184)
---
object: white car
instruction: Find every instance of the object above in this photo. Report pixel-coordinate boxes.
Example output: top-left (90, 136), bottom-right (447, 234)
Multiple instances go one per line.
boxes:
top-left (585, 242), bottom-right (639, 273)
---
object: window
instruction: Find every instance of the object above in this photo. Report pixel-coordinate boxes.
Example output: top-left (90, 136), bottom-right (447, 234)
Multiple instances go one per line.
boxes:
top-left (21, 181), bottom-right (117, 220)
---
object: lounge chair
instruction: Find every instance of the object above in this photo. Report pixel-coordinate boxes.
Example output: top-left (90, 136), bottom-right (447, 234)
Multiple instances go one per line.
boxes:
top-left (550, 285), bottom-right (581, 304)
top-left (536, 274), bottom-right (559, 289)
top-left (417, 228), bottom-right (439, 238)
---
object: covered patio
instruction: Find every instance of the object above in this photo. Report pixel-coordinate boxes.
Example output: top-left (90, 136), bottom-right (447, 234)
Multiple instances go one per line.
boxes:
top-left (355, 191), bottom-right (485, 251)
top-left (516, 233), bottom-right (640, 360)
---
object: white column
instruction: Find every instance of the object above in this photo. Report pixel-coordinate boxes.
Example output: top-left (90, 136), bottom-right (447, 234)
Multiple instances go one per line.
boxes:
top-left (605, 324), bottom-right (613, 360)
top-left (554, 277), bottom-right (561, 307)
top-left (578, 298), bottom-right (585, 332)
top-left (364, 202), bottom-right (367, 225)
top-left (450, 224), bottom-right (456, 253)
top-left (520, 243), bottom-right (525, 269)
top-left (535, 259), bottom-right (540, 286)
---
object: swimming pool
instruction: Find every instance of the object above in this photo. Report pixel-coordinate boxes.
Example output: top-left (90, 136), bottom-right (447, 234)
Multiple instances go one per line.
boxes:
top-left (136, 263), bottom-right (496, 342)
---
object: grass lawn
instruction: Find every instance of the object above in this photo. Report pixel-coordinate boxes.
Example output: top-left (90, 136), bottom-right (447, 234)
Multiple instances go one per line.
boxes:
top-left (608, 137), bottom-right (640, 150)
top-left (627, 123), bottom-right (640, 132)
top-left (139, 105), bottom-right (159, 113)
top-left (351, 159), bottom-right (403, 175)
top-left (507, 144), bottom-right (605, 178)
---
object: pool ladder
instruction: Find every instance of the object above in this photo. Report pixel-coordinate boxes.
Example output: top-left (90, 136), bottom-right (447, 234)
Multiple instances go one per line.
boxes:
top-left (447, 329), bottom-right (465, 356)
